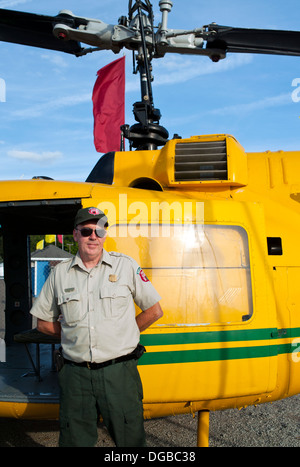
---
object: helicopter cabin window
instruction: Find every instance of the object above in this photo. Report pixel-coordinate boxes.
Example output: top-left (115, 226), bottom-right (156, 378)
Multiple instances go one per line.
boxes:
top-left (106, 224), bottom-right (253, 325)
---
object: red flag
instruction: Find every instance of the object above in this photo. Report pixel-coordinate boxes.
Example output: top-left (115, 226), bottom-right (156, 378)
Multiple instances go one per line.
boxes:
top-left (57, 235), bottom-right (63, 244)
top-left (92, 56), bottom-right (125, 153)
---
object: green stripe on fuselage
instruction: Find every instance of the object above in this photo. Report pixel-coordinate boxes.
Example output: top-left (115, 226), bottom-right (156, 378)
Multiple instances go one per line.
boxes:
top-left (139, 327), bottom-right (300, 365)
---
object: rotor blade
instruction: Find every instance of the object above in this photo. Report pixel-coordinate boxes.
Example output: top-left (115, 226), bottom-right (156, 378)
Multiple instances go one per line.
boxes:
top-left (0, 8), bottom-right (84, 55)
top-left (206, 25), bottom-right (300, 56)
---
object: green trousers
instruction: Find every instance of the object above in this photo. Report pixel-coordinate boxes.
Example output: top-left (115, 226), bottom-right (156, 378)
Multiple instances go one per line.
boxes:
top-left (58, 359), bottom-right (146, 447)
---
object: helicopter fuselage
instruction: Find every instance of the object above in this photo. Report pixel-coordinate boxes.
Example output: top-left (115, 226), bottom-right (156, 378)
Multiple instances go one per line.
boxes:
top-left (0, 133), bottom-right (299, 421)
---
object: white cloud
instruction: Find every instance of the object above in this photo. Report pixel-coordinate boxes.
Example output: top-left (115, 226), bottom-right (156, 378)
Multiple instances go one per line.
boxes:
top-left (152, 54), bottom-right (253, 87)
top-left (41, 54), bottom-right (69, 70)
top-left (163, 92), bottom-right (294, 136)
top-left (209, 93), bottom-right (292, 116)
top-left (11, 93), bottom-right (91, 119)
top-left (125, 54), bottom-right (253, 93)
top-left (0, 0), bottom-right (31, 6)
top-left (7, 150), bottom-right (62, 164)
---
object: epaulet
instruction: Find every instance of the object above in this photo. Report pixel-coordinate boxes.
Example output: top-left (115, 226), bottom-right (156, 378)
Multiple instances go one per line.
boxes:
top-left (108, 251), bottom-right (133, 262)
top-left (52, 257), bottom-right (74, 272)
top-left (60, 258), bottom-right (73, 264)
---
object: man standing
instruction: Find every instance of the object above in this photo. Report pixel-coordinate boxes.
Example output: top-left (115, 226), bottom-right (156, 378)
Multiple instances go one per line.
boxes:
top-left (31, 207), bottom-right (163, 447)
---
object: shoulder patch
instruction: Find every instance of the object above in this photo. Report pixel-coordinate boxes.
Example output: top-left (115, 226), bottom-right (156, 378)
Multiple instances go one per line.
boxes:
top-left (136, 267), bottom-right (149, 282)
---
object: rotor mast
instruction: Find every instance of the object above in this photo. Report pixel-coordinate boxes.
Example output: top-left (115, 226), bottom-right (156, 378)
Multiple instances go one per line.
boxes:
top-left (122, 0), bottom-right (170, 150)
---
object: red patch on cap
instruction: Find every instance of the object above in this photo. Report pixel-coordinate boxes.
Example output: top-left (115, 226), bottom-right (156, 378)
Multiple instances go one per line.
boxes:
top-left (88, 208), bottom-right (100, 216)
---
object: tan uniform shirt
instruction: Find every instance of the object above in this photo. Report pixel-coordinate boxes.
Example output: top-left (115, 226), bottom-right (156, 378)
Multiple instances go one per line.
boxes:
top-left (30, 249), bottom-right (161, 363)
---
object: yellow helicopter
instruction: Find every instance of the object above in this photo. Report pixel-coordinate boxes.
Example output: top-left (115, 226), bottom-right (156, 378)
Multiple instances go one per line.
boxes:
top-left (0, 0), bottom-right (300, 448)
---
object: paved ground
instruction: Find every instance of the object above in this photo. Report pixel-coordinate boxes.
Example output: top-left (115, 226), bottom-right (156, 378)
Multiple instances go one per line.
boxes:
top-left (0, 394), bottom-right (299, 447)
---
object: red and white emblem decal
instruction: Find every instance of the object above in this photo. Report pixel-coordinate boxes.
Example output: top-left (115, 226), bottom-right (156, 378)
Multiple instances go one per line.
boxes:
top-left (88, 207), bottom-right (100, 216)
top-left (137, 267), bottom-right (149, 282)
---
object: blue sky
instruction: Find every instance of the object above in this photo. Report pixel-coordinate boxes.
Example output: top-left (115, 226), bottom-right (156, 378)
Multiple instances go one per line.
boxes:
top-left (0, 0), bottom-right (299, 181)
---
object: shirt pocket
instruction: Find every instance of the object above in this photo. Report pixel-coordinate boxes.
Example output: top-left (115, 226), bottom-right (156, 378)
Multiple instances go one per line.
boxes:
top-left (57, 292), bottom-right (84, 325)
top-left (100, 285), bottom-right (131, 318)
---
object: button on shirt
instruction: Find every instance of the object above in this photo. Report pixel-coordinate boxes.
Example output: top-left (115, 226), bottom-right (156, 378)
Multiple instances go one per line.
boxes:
top-left (30, 250), bottom-right (161, 363)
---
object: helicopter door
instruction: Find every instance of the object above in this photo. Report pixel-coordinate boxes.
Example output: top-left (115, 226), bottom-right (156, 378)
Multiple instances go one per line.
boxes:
top-left (0, 199), bottom-right (81, 344)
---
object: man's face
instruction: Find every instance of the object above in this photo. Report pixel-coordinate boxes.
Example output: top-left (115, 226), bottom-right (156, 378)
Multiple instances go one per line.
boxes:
top-left (73, 220), bottom-right (107, 262)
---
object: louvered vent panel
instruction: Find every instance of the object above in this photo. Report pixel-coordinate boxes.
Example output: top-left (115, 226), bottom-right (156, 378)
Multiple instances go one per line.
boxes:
top-left (174, 140), bottom-right (228, 181)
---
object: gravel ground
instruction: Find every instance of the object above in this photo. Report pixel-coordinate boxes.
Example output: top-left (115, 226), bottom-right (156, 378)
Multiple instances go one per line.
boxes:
top-left (0, 394), bottom-right (299, 447)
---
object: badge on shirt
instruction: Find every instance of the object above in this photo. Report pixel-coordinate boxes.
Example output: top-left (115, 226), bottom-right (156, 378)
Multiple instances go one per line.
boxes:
top-left (109, 274), bottom-right (118, 282)
top-left (136, 267), bottom-right (149, 282)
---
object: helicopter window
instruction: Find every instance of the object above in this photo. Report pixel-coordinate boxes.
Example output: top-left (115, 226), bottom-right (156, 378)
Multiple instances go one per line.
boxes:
top-left (86, 152), bottom-right (115, 185)
top-left (106, 224), bottom-right (253, 326)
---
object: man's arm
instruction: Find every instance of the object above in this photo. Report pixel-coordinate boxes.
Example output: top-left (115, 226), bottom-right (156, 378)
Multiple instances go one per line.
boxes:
top-left (136, 302), bottom-right (163, 333)
top-left (37, 318), bottom-right (61, 338)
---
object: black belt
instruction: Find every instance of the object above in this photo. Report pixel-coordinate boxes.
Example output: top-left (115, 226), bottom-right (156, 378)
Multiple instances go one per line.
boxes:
top-left (64, 344), bottom-right (145, 370)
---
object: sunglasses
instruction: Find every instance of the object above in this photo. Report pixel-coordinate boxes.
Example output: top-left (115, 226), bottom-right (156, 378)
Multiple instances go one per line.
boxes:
top-left (76, 227), bottom-right (106, 238)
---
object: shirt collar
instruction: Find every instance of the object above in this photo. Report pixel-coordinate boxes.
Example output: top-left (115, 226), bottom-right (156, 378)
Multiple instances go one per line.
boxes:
top-left (69, 249), bottom-right (112, 271)
top-left (101, 249), bottom-right (113, 267)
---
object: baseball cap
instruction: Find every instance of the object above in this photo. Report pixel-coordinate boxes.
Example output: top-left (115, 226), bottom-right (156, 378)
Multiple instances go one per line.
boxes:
top-left (74, 207), bottom-right (108, 228)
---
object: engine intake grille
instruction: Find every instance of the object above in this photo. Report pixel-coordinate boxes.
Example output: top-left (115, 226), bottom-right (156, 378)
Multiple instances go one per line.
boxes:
top-left (174, 140), bottom-right (228, 182)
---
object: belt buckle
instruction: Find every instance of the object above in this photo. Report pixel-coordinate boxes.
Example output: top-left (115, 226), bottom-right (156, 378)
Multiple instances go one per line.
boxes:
top-left (87, 362), bottom-right (91, 369)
